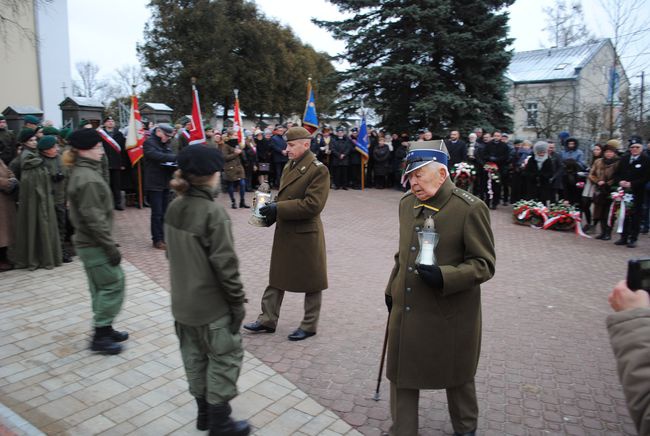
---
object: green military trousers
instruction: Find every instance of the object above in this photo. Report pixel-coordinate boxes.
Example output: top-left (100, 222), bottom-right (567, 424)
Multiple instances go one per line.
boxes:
top-left (175, 315), bottom-right (244, 405)
top-left (76, 246), bottom-right (125, 327)
top-left (389, 380), bottom-right (478, 435)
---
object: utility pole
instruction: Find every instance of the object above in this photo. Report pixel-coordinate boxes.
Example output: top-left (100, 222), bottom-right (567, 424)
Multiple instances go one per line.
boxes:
top-left (640, 71), bottom-right (645, 128)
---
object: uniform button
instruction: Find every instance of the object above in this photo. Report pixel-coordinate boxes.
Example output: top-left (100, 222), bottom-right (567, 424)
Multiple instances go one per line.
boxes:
top-left (405, 306), bottom-right (411, 311)
top-left (407, 266), bottom-right (413, 272)
top-left (406, 287), bottom-right (412, 292)
top-left (410, 246), bottom-right (416, 252)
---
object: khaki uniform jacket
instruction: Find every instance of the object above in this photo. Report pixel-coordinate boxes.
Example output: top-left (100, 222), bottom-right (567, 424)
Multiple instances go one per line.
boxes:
top-left (607, 307), bottom-right (650, 435)
top-left (222, 143), bottom-right (245, 182)
top-left (270, 150), bottom-right (330, 292)
top-left (165, 186), bottom-right (246, 326)
top-left (385, 179), bottom-right (495, 389)
top-left (67, 157), bottom-right (116, 253)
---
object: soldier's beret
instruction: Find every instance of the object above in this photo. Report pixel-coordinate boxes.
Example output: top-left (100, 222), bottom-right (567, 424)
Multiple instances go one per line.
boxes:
top-left (286, 127), bottom-right (312, 142)
top-left (68, 128), bottom-right (102, 150)
top-left (103, 116), bottom-right (114, 123)
top-left (24, 115), bottom-right (41, 125)
top-left (42, 126), bottom-right (60, 136)
top-left (177, 145), bottom-right (224, 175)
top-left (18, 128), bottom-right (36, 143)
top-left (204, 124), bottom-right (213, 131)
top-left (37, 135), bottom-right (57, 150)
top-left (78, 119), bottom-right (91, 128)
top-left (0, 115), bottom-right (5, 121)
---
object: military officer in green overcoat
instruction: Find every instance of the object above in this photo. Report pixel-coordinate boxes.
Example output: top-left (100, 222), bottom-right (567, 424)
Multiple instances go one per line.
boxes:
top-left (165, 145), bottom-right (250, 436)
top-left (385, 140), bottom-right (496, 436)
top-left (65, 129), bottom-right (128, 355)
top-left (244, 126), bottom-right (330, 341)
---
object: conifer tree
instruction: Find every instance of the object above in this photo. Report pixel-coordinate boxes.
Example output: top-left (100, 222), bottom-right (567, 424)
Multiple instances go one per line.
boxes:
top-left (315, 0), bottom-right (514, 135)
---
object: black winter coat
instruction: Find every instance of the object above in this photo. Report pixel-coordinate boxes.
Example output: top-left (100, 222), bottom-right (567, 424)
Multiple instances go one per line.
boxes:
top-left (331, 136), bottom-right (353, 166)
top-left (524, 157), bottom-right (555, 203)
top-left (143, 135), bottom-right (176, 191)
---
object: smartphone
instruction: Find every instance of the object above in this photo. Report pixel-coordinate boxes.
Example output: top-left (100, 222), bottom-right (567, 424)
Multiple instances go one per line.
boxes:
top-left (627, 258), bottom-right (650, 292)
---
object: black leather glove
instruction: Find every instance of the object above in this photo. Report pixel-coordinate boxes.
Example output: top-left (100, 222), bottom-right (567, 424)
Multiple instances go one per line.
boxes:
top-left (106, 245), bottom-right (122, 266)
top-left (385, 294), bottom-right (392, 313)
top-left (229, 304), bottom-right (246, 334)
top-left (416, 264), bottom-right (444, 289)
top-left (259, 203), bottom-right (278, 226)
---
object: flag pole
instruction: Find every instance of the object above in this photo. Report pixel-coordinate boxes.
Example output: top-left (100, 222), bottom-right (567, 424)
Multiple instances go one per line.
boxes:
top-left (133, 84), bottom-right (144, 209)
top-left (360, 99), bottom-right (366, 191)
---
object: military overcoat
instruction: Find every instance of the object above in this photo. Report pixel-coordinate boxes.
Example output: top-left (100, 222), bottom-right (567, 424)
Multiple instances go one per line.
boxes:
top-left (269, 150), bottom-right (330, 293)
top-left (385, 178), bottom-right (495, 389)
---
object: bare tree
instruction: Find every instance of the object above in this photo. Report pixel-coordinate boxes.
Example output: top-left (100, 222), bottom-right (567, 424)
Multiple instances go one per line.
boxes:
top-left (111, 65), bottom-right (148, 97)
top-left (543, 0), bottom-right (595, 48)
top-left (73, 61), bottom-right (107, 99)
top-left (513, 85), bottom-right (575, 139)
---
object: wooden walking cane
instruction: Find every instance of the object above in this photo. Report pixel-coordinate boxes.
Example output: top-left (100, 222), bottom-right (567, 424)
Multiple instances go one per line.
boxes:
top-left (373, 312), bottom-right (390, 401)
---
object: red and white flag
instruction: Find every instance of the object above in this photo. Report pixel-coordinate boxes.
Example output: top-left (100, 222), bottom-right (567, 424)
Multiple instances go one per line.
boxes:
top-left (125, 94), bottom-right (145, 165)
top-left (188, 84), bottom-right (206, 145)
top-left (233, 90), bottom-right (244, 146)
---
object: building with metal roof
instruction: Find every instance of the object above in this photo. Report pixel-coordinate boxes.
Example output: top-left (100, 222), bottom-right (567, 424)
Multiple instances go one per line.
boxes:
top-left (506, 39), bottom-right (628, 142)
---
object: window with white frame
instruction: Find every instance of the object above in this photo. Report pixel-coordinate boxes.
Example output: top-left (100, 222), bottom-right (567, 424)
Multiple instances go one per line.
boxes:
top-left (526, 101), bottom-right (538, 127)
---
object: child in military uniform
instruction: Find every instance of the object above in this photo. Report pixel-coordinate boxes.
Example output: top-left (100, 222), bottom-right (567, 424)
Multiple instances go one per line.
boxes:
top-left (165, 145), bottom-right (250, 435)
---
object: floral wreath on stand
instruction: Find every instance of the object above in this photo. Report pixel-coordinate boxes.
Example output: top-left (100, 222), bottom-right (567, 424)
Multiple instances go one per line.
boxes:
top-left (483, 162), bottom-right (500, 203)
top-left (609, 188), bottom-right (635, 235)
top-left (451, 162), bottom-right (477, 192)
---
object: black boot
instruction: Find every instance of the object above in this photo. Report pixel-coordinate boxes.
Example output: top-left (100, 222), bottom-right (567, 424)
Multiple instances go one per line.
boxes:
top-left (614, 236), bottom-right (628, 245)
top-left (209, 403), bottom-right (250, 436)
top-left (196, 397), bottom-right (209, 431)
top-left (90, 326), bottom-right (122, 355)
top-left (231, 199), bottom-right (237, 209)
top-left (62, 248), bottom-right (73, 263)
top-left (239, 199), bottom-right (250, 209)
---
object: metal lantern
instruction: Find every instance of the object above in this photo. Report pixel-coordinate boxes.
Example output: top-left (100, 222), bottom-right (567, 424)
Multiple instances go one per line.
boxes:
top-left (415, 215), bottom-right (439, 266)
top-left (248, 182), bottom-right (272, 227)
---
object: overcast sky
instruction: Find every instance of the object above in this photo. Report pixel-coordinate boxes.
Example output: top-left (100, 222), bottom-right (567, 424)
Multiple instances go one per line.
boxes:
top-left (67, 0), bottom-right (649, 85)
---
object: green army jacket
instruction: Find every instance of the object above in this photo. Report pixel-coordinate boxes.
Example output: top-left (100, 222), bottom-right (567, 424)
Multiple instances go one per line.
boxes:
top-left (164, 186), bottom-right (246, 326)
top-left (67, 157), bottom-right (116, 252)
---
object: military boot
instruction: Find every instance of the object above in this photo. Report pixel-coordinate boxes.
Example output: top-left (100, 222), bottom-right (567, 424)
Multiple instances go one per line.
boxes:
top-left (239, 199), bottom-right (250, 208)
top-left (90, 326), bottom-right (122, 355)
top-left (196, 397), bottom-right (209, 431)
top-left (208, 403), bottom-right (250, 436)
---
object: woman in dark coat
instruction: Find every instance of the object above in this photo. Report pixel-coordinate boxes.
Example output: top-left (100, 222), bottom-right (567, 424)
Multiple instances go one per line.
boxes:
top-left (523, 141), bottom-right (555, 204)
top-left (372, 135), bottom-right (391, 188)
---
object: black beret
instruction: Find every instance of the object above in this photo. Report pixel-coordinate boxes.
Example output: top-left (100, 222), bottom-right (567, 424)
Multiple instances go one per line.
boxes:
top-left (68, 128), bottom-right (102, 149)
top-left (177, 145), bottom-right (224, 176)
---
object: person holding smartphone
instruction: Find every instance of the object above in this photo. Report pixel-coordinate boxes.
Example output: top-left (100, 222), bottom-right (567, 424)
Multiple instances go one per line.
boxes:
top-left (607, 269), bottom-right (650, 436)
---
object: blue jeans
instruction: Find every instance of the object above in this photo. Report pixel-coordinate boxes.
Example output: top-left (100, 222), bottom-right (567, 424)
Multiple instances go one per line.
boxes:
top-left (147, 189), bottom-right (169, 243)
top-left (227, 179), bottom-right (246, 203)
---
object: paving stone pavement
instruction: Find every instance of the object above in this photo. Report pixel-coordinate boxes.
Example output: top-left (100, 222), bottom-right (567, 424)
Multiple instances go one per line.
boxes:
top-left (2, 187), bottom-right (648, 435)
top-left (0, 260), bottom-right (361, 436)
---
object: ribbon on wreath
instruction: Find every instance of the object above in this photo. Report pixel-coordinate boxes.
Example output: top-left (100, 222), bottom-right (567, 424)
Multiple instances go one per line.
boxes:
top-left (571, 211), bottom-right (591, 238)
top-left (608, 189), bottom-right (632, 234)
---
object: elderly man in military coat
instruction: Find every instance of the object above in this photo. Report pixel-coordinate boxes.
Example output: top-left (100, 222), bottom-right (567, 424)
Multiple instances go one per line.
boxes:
top-left (244, 126), bottom-right (330, 341)
top-left (385, 140), bottom-right (496, 436)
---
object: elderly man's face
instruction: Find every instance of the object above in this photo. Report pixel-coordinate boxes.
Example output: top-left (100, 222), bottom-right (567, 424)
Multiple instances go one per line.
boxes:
top-left (286, 139), bottom-right (310, 160)
top-left (408, 164), bottom-right (447, 201)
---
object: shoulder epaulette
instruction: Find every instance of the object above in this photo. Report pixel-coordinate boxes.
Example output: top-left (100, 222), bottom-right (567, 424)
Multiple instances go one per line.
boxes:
top-left (313, 159), bottom-right (324, 167)
top-left (452, 187), bottom-right (477, 205)
top-left (400, 190), bottom-right (414, 202)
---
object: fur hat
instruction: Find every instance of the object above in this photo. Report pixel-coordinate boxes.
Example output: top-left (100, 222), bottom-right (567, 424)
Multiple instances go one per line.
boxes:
top-left (605, 139), bottom-right (620, 152)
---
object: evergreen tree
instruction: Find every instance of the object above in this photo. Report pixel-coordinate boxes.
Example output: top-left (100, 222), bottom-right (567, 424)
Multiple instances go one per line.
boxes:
top-left (315, 0), bottom-right (514, 135)
top-left (138, 0), bottom-right (338, 122)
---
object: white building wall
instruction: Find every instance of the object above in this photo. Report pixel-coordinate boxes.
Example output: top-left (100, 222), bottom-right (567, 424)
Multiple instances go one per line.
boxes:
top-left (36, 0), bottom-right (72, 125)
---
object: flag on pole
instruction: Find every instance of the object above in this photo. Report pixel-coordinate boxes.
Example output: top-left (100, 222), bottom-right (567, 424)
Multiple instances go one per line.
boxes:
top-left (355, 113), bottom-right (369, 160)
top-left (188, 83), bottom-right (206, 145)
top-left (302, 78), bottom-right (319, 134)
top-left (125, 94), bottom-right (145, 165)
top-left (233, 90), bottom-right (244, 146)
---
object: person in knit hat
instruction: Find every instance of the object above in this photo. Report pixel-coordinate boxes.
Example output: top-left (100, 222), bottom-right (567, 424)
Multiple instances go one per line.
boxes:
top-left (64, 128), bottom-right (128, 355)
top-left (9, 135), bottom-right (62, 270)
top-left (0, 114), bottom-right (17, 165)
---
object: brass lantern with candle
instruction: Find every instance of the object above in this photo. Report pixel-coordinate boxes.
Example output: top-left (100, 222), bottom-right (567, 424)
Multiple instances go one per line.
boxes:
top-left (415, 215), bottom-right (439, 266)
top-left (249, 182), bottom-right (272, 227)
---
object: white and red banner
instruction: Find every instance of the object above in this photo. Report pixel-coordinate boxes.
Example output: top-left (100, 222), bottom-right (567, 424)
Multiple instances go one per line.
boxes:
top-left (97, 128), bottom-right (121, 154)
top-left (188, 84), bottom-right (206, 145)
top-left (125, 95), bottom-right (145, 165)
top-left (233, 92), bottom-right (244, 146)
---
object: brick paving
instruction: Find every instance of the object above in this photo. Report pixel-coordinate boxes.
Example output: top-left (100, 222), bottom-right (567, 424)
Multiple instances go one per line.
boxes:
top-left (2, 187), bottom-right (648, 435)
